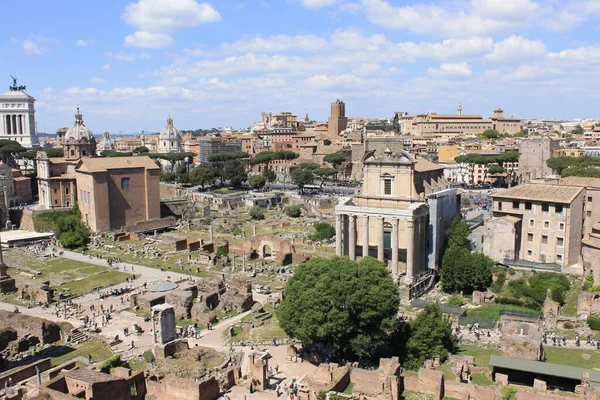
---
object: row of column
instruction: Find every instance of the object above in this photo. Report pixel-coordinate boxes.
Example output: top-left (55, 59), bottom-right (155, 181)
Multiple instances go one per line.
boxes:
top-left (4, 115), bottom-right (25, 135)
top-left (336, 214), bottom-right (415, 280)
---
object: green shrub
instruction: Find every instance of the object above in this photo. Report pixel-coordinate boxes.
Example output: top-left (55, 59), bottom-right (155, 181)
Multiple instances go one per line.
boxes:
top-left (100, 355), bottom-right (121, 372)
top-left (502, 386), bottom-right (517, 400)
top-left (309, 222), bottom-right (335, 241)
top-left (563, 322), bottom-right (574, 329)
top-left (587, 317), bottom-right (600, 331)
top-left (528, 272), bottom-right (570, 305)
top-left (446, 294), bottom-right (465, 306)
top-left (490, 266), bottom-right (507, 293)
top-left (284, 205), bottom-right (302, 218)
top-left (495, 296), bottom-right (539, 310)
top-left (231, 226), bottom-right (242, 236)
top-left (249, 206), bottom-right (264, 220)
top-left (215, 247), bottom-right (228, 259)
top-left (143, 350), bottom-right (155, 364)
top-left (584, 273), bottom-right (595, 291)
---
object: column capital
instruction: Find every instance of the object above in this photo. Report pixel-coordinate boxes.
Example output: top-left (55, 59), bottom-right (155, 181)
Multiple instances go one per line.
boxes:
top-left (391, 218), bottom-right (399, 227)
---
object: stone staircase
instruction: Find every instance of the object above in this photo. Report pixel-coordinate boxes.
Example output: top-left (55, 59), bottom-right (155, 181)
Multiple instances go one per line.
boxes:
top-left (70, 328), bottom-right (88, 344)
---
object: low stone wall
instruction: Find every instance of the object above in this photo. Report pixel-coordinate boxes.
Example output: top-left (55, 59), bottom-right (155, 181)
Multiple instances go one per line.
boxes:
top-left (0, 357), bottom-right (52, 385)
top-left (146, 375), bottom-right (220, 400)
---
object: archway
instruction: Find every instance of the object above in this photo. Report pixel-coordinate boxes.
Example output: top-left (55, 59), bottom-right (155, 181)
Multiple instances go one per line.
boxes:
top-left (262, 244), bottom-right (273, 259)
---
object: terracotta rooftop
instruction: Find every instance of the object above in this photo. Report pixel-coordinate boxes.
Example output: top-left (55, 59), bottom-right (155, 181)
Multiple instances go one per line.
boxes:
top-left (415, 157), bottom-right (445, 172)
top-left (561, 176), bottom-right (600, 188)
top-left (493, 183), bottom-right (583, 204)
top-left (65, 369), bottom-right (121, 383)
top-left (76, 156), bottom-right (159, 173)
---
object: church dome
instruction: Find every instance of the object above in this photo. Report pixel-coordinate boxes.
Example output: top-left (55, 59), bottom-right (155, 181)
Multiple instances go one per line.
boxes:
top-left (159, 116), bottom-right (180, 141)
top-left (97, 131), bottom-right (115, 151)
top-left (64, 107), bottom-right (94, 142)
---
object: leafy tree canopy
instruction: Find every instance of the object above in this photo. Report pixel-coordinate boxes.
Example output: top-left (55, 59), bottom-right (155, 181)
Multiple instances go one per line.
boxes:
top-left (323, 152), bottom-right (347, 167)
top-left (404, 304), bottom-right (458, 370)
top-left (0, 139), bottom-right (26, 167)
top-left (248, 174), bottom-right (267, 190)
top-left (291, 168), bottom-right (314, 190)
top-left (262, 168), bottom-right (277, 183)
top-left (277, 257), bottom-right (400, 360)
top-left (249, 205), bottom-right (264, 220)
top-left (483, 129), bottom-right (500, 139)
top-left (207, 151), bottom-right (249, 163)
top-left (189, 166), bottom-right (215, 188)
top-left (572, 124), bottom-right (584, 135)
top-left (308, 222), bottom-right (335, 241)
top-left (133, 146), bottom-right (149, 154)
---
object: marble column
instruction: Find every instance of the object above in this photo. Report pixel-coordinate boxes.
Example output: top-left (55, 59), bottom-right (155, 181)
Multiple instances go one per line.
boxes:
top-left (335, 214), bottom-right (343, 257)
top-left (405, 220), bottom-right (415, 283)
top-left (391, 218), bottom-right (399, 275)
top-left (377, 217), bottom-right (385, 262)
top-left (362, 216), bottom-right (369, 258)
top-left (348, 215), bottom-right (356, 261)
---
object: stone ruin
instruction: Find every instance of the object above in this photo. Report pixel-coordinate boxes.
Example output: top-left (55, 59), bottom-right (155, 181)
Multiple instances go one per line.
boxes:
top-left (471, 290), bottom-right (496, 305)
top-left (248, 350), bottom-right (271, 392)
top-left (500, 320), bottom-right (544, 361)
top-left (578, 291), bottom-right (600, 319)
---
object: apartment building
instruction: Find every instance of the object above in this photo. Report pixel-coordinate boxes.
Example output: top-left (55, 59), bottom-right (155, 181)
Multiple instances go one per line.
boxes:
top-left (484, 184), bottom-right (584, 268)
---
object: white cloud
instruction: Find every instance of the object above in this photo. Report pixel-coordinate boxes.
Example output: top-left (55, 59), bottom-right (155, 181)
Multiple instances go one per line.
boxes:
top-left (486, 35), bottom-right (546, 62)
top-left (427, 62), bottom-right (473, 78)
top-left (105, 52), bottom-right (135, 61)
top-left (90, 77), bottom-right (106, 84)
top-left (76, 39), bottom-right (95, 47)
top-left (300, 0), bottom-right (338, 9)
top-left (360, 0), bottom-right (525, 37)
top-left (221, 34), bottom-right (327, 53)
top-left (470, 0), bottom-right (538, 19)
top-left (102, 64), bottom-right (111, 71)
top-left (305, 74), bottom-right (359, 89)
top-left (125, 31), bottom-right (174, 48)
top-left (22, 40), bottom-right (47, 55)
top-left (330, 30), bottom-right (386, 51)
top-left (123, 0), bottom-right (221, 32)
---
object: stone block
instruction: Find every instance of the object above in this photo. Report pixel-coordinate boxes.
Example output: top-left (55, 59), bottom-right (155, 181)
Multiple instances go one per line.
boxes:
top-left (533, 378), bottom-right (547, 391)
top-left (495, 373), bottom-right (508, 386)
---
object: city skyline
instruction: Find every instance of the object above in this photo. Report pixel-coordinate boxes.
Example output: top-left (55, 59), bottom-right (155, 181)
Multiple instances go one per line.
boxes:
top-left (2, 0), bottom-right (599, 133)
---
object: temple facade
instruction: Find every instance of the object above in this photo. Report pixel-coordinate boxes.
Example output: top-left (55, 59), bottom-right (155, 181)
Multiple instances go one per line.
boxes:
top-left (335, 149), bottom-right (458, 294)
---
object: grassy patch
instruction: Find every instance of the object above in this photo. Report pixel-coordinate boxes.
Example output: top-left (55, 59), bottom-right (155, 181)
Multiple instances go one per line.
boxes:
top-left (436, 363), bottom-right (456, 381)
top-left (544, 347), bottom-right (600, 369)
top-left (561, 278), bottom-right (582, 317)
top-left (470, 373), bottom-right (493, 386)
top-left (401, 391), bottom-right (434, 400)
top-left (457, 346), bottom-right (502, 369)
top-left (127, 358), bottom-right (150, 372)
top-left (50, 338), bottom-right (114, 366)
top-left (342, 382), bottom-right (354, 395)
top-left (466, 303), bottom-right (538, 320)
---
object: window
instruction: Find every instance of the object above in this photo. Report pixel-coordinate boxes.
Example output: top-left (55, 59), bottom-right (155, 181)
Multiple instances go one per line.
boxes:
top-left (557, 254), bottom-right (563, 262)
top-left (559, 222), bottom-right (565, 230)
top-left (527, 233), bottom-right (533, 242)
top-left (498, 202), bottom-right (503, 211)
top-left (529, 219), bottom-right (534, 227)
top-left (555, 205), bottom-right (563, 213)
top-left (65, 186), bottom-right (69, 195)
top-left (542, 235), bottom-right (548, 244)
top-left (588, 211), bottom-right (592, 217)
top-left (541, 203), bottom-right (549, 212)
top-left (121, 177), bottom-right (131, 190)
top-left (527, 249), bottom-right (532, 256)
top-left (384, 179), bottom-right (392, 195)
top-left (589, 196), bottom-right (593, 202)
top-left (525, 202), bottom-right (532, 210)
top-left (557, 237), bottom-right (564, 246)
top-left (544, 221), bottom-right (549, 228)
top-left (512, 201), bottom-right (520, 209)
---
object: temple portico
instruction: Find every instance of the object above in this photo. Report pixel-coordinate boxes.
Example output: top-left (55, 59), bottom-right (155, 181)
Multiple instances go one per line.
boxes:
top-left (335, 147), bottom-right (458, 299)
top-left (335, 203), bottom-right (428, 281)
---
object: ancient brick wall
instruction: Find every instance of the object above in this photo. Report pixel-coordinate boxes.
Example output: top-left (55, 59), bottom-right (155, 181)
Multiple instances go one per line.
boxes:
top-left (0, 357), bottom-right (52, 385)
top-left (146, 375), bottom-right (220, 400)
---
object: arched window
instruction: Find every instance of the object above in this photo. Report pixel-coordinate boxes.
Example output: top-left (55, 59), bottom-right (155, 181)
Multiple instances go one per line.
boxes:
top-left (121, 177), bottom-right (131, 189)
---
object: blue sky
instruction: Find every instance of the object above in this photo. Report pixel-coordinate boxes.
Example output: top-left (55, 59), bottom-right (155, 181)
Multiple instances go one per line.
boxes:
top-left (2, 0), bottom-right (600, 133)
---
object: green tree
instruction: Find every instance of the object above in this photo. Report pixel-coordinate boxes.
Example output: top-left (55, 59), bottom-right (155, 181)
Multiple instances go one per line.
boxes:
top-left (248, 174), bottom-right (267, 190)
top-left (445, 217), bottom-right (471, 249)
top-left (133, 146), bottom-right (149, 154)
top-left (313, 167), bottom-right (336, 188)
top-left (189, 166), bottom-right (215, 188)
top-left (223, 159), bottom-right (248, 187)
top-left (0, 139), bottom-right (26, 167)
top-left (488, 164), bottom-right (505, 176)
top-left (441, 247), bottom-right (494, 294)
top-left (262, 168), bottom-right (277, 183)
top-left (572, 124), bottom-right (584, 135)
top-left (323, 152), bottom-right (348, 181)
top-left (284, 205), bottom-right (302, 218)
top-left (404, 304), bottom-right (458, 370)
top-left (277, 257), bottom-right (400, 360)
top-left (392, 113), bottom-right (400, 134)
top-left (291, 168), bottom-right (314, 192)
top-left (308, 222), bottom-right (336, 241)
top-left (546, 156), bottom-right (576, 175)
top-left (483, 129), bottom-right (500, 139)
top-left (249, 205), bottom-right (264, 220)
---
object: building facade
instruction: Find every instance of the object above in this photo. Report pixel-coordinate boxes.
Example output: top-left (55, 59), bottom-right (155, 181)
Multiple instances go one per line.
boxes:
top-left (335, 149), bottom-right (455, 285)
top-left (518, 138), bottom-right (559, 182)
top-left (36, 153), bottom-right (78, 209)
top-left (0, 78), bottom-right (39, 148)
top-left (75, 156), bottom-right (160, 232)
top-left (96, 131), bottom-right (116, 154)
top-left (485, 183), bottom-right (584, 268)
top-left (328, 99), bottom-right (348, 137)
top-left (157, 116), bottom-right (181, 154)
top-left (63, 108), bottom-right (96, 159)
top-left (198, 137), bottom-right (242, 164)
